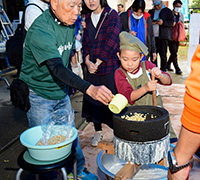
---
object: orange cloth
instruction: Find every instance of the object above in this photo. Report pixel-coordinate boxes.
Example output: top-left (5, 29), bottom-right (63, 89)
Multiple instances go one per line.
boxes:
top-left (181, 45), bottom-right (200, 133)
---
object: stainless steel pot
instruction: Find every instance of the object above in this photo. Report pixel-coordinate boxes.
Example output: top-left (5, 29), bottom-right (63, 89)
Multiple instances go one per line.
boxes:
top-left (97, 151), bottom-right (126, 180)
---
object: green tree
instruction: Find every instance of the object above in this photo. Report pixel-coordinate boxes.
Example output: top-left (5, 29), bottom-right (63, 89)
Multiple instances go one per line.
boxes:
top-left (191, 0), bottom-right (200, 13)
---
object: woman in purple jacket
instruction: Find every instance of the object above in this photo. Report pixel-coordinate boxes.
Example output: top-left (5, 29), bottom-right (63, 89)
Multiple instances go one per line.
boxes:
top-left (82, 0), bottom-right (121, 146)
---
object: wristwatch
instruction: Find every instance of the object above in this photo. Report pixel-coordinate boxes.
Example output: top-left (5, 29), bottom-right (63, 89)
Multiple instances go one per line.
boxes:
top-left (168, 148), bottom-right (192, 174)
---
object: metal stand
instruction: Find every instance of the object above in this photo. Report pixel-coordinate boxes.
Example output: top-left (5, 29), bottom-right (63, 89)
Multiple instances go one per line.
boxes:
top-left (16, 147), bottom-right (77, 180)
top-left (0, 5), bottom-right (14, 41)
top-left (16, 167), bottom-right (68, 180)
top-left (0, 5), bottom-right (15, 87)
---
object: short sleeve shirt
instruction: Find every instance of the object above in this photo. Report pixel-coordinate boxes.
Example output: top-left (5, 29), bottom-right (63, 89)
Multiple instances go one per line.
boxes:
top-left (20, 9), bottom-right (75, 100)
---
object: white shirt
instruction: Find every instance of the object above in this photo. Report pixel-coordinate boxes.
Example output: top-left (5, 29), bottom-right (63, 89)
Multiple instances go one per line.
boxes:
top-left (91, 12), bottom-right (102, 28)
top-left (25, 0), bottom-right (49, 31)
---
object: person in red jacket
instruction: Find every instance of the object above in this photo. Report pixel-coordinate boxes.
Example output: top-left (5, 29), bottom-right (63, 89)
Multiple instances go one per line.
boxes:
top-left (168, 45), bottom-right (200, 180)
top-left (120, 0), bottom-right (156, 61)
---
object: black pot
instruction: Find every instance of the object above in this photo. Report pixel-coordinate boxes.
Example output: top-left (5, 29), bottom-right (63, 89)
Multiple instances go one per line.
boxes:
top-left (113, 106), bottom-right (169, 142)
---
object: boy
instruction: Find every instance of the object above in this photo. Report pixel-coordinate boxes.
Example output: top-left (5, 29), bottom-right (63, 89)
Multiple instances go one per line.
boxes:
top-left (115, 31), bottom-right (177, 142)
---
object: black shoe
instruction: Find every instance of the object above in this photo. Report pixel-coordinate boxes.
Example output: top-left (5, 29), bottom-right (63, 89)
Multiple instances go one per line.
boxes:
top-left (167, 68), bottom-right (173, 71)
top-left (176, 69), bottom-right (182, 75)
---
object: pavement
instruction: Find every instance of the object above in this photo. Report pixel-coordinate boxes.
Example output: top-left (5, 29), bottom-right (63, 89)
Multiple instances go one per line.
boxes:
top-left (0, 54), bottom-right (200, 180)
top-left (0, 69), bottom-right (87, 180)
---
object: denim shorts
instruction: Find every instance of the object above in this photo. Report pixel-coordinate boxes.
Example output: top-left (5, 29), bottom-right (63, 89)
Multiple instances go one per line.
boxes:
top-left (27, 89), bottom-right (73, 127)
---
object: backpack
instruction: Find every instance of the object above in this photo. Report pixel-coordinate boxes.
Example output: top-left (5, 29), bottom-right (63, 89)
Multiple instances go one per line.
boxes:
top-left (6, 3), bottom-right (44, 74)
top-left (10, 79), bottom-right (31, 112)
top-left (172, 21), bottom-right (186, 42)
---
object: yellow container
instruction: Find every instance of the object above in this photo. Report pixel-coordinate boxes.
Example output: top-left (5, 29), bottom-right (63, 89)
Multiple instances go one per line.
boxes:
top-left (108, 94), bottom-right (128, 114)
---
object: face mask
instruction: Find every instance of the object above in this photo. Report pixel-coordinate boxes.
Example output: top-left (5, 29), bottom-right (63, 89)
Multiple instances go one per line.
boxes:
top-left (174, 7), bottom-right (181, 13)
top-left (132, 13), bottom-right (143, 20)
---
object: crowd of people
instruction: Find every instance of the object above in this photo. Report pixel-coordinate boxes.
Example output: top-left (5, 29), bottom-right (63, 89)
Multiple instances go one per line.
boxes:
top-left (5, 0), bottom-right (199, 179)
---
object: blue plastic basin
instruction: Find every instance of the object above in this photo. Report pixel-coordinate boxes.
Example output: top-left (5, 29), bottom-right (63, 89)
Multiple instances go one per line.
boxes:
top-left (20, 125), bottom-right (77, 161)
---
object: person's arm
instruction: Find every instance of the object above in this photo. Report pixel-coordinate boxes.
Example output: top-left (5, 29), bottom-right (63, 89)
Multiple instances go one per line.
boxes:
top-left (179, 13), bottom-right (184, 23)
top-left (168, 126), bottom-right (200, 180)
top-left (158, 73), bottom-right (171, 84)
top-left (159, 8), bottom-right (174, 27)
top-left (147, 17), bottom-right (156, 54)
top-left (130, 80), bottom-right (157, 102)
top-left (146, 61), bottom-right (172, 85)
top-left (115, 68), bottom-right (135, 104)
top-left (46, 58), bottom-right (112, 105)
top-left (151, 67), bottom-right (172, 85)
top-left (82, 14), bottom-right (90, 61)
top-left (46, 58), bottom-right (90, 92)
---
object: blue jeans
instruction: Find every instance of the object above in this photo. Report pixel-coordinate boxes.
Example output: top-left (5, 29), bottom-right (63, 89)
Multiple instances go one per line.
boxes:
top-left (27, 90), bottom-right (85, 173)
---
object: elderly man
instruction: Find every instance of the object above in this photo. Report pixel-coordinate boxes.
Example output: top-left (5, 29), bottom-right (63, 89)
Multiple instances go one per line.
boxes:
top-left (148, 0), bottom-right (174, 72)
top-left (20, 0), bottom-right (113, 179)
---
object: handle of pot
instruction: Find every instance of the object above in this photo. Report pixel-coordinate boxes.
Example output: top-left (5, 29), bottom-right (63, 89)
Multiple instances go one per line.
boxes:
top-left (151, 74), bottom-right (157, 106)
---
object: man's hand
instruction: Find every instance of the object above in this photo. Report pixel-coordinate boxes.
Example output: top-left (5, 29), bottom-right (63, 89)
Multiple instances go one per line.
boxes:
top-left (157, 19), bottom-right (163, 25)
top-left (86, 85), bottom-right (113, 105)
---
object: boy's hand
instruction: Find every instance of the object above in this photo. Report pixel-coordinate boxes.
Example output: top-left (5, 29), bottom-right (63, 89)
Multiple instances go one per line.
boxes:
top-left (151, 67), bottom-right (162, 79)
top-left (144, 80), bottom-right (157, 92)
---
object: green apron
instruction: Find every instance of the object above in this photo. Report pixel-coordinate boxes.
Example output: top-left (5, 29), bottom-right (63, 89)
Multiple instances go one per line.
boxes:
top-left (119, 61), bottom-right (177, 140)
top-left (120, 61), bottom-right (162, 106)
